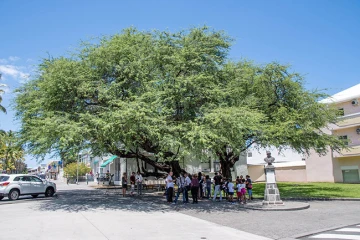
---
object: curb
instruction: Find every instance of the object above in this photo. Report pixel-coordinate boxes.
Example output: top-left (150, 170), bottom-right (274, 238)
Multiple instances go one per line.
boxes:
top-left (281, 197), bottom-right (360, 201)
top-left (0, 195), bottom-right (57, 205)
top-left (241, 203), bottom-right (310, 211)
top-left (252, 197), bottom-right (360, 201)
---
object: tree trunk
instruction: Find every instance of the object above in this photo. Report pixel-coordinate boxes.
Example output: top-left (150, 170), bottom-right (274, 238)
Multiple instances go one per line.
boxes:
top-left (165, 160), bottom-right (184, 177)
top-left (216, 146), bottom-right (239, 180)
top-left (136, 157), bottom-right (141, 173)
top-left (220, 160), bottom-right (233, 179)
top-left (112, 149), bottom-right (186, 178)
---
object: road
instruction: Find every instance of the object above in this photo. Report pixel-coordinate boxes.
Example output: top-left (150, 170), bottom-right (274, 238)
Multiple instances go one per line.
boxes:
top-left (0, 181), bottom-right (359, 240)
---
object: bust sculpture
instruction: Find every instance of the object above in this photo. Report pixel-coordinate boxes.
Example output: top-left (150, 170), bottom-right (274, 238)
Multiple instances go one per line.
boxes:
top-left (264, 151), bottom-right (275, 165)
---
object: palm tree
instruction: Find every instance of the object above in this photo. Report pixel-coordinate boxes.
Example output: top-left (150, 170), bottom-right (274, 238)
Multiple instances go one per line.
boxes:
top-left (0, 131), bottom-right (25, 173)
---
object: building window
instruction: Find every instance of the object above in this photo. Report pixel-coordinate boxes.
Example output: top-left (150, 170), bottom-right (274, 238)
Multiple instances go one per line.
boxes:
top-left (247, 152), bottom-right (253, 157)
top-left (339, 135), bottom-right (348, 145)
top-left (337, 108), bottom-right (344, 116)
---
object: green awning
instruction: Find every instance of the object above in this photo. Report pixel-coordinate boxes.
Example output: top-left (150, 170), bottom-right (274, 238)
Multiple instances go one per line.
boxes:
top-left (100, 155), bottom-right (117, 168)
top-left (93, 160), bottom-right (99, 164)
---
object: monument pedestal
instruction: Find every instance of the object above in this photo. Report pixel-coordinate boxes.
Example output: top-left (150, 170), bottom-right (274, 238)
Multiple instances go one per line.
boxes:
top-left (263, 165), bottom-right (283, 205)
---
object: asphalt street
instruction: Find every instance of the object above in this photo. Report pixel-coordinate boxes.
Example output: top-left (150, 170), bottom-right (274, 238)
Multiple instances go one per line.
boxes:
top-left (0, 181), bottom-right (359, 240)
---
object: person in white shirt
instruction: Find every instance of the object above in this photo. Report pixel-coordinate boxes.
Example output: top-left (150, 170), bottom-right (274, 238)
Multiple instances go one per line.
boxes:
top-left (227, 178), bottom-right (235, 204)
top-left (239, 179), bottom-right (246, 204)
top-left (236, 180), bottom-right (241, 203)
top-left (184, 173), bottom-right (191, 203)
top-left (166, 172), bottom-right (174, 203)
top-left (135, 171), bottom-right (143, 195)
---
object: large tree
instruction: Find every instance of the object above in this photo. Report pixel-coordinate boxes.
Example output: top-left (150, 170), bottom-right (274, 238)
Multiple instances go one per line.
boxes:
top-left (15, 27), bottom-right (345, 178)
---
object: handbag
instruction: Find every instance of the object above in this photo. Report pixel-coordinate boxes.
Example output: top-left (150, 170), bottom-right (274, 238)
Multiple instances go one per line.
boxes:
top-left (248, 184), bottom-right (253, 189)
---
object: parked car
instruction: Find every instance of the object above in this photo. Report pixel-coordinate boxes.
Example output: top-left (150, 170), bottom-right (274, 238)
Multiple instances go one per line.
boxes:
top-left (0, 174), bottom-right (57, 201)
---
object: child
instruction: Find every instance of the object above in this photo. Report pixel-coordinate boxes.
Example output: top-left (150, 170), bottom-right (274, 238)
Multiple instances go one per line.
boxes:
top-left (240, 179), bottom-right (246, 204)
top-left (202, 176), bottom-right (206, 198)
top-left (222, 179), bottom-right (229, 200)
top-left (227, 178), bottom-right (235, 204)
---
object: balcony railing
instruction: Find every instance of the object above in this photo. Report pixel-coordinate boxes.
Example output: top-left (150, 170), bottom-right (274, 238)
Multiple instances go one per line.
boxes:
top-left (337, 112), bottom-right (360, 127)
top-left (333, 144), bottom-right (360, 158)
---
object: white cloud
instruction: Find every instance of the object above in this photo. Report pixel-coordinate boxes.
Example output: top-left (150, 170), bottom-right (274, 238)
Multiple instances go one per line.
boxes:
top-left (0, 65), bottom-right (30, 82)
top-left (9, 56), bottom-right (20, 62)
top-left (0, 59), bottom-right (8, 64)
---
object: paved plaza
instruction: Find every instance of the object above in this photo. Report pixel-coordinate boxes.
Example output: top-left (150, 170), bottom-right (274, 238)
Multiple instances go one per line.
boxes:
top-left (0, 181), bottom-right (359, 240)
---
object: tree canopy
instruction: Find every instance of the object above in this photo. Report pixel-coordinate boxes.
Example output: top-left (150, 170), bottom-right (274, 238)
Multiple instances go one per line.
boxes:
top-left (15, 26), bottom-right (345, 177)
top-left (64, 162), bottom-right (91, 178)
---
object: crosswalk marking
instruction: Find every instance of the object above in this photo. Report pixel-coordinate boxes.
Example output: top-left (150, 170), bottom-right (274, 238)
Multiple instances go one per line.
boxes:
top-left (336, 228), bottom-right (360, 233)
top-left (310, 233), bottom-right (360, 239)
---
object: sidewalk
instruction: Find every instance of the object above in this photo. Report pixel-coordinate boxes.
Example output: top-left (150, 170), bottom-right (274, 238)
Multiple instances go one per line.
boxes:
top-left (0, 198), bottom-right (273, 240)
top-left (54, 178), bottom-right (98, 191)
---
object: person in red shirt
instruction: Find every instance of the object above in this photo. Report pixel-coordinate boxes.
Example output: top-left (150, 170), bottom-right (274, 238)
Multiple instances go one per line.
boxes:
top-left (130, 172), bottom-right (136, 196)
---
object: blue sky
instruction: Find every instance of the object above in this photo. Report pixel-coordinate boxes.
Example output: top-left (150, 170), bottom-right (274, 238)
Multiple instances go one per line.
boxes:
top-left (1, 0), bottom-right (359, 167)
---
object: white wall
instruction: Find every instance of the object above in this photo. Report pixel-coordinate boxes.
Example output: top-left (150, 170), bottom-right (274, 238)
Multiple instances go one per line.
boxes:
top-left (247, 145), bottom-right (304, 165)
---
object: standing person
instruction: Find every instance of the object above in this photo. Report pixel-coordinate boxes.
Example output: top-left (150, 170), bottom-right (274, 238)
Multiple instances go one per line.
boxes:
top-left (212, 172), bottom-right (223, 202)
top-left (198, 172), bottom-right (203, 199)
top-left (222, 178), bottom-right (229, 200)
top-left (191, 174), bottom-right (199, 204)
top-left (239, 179), bottom-right (246, 204)
top-left (184, 173), bottom-right (191, 203)
top-left (239, 175), bottom-right (244, 182)
top-left (227, 178), bottom-right (235, 204)
top-left (173, 173), bottom-right (185, 204)
top-left (96, 172), bottom-right (100, 185)
top-left (130, 172), bottom-right (136, 196)
top-left (236, 179), bottom-right (241, 202)
top-left (202, 176), bottom-right (206, 198)
top-left (166, 172), bottom-right (174, 203)
top-left (246, 175), bottom-right (253, 200)
top-left (205, 175), bottom-right (211, 198)
top-left (136, 171), bottom-right (143, 195)
top-left (121, 173), bottom-right (128, 197)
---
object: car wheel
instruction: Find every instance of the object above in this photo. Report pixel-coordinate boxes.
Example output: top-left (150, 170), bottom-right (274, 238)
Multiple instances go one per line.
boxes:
top-left (9, 189), bottom-right (20, 201)
top-left (0, 197), bottom-right (3, 200)
top-left (31, 195), bottom-right (39, 198)
top-left (45, 187), bottom-right (54, 197)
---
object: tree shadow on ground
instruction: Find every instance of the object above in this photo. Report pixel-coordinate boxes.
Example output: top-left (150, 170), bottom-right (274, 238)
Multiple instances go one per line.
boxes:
top-left (33, 189), bottom-right (251, 213)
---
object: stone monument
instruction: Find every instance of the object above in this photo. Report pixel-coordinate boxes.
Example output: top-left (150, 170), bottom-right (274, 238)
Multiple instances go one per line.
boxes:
top-left (263, 151), bottom-right (283, 205)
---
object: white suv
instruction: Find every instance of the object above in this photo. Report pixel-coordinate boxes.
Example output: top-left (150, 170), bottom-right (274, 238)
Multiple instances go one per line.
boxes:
top-left (0, 174), bottom-right (57, 201)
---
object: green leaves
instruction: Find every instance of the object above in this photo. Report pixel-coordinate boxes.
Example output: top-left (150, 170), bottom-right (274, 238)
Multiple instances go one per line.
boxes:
top-left (14, 26), bottom-right (346, 167)
top-left (64, 162), bottom-right (91, 178)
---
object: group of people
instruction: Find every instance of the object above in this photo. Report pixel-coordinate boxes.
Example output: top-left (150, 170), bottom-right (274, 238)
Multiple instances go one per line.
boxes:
top-left (121, 171), bottom-right (143, 197)
top-left (115, 170), bottom-right (253, 205)
top-left (166, 171), bottom-right (253, 205)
